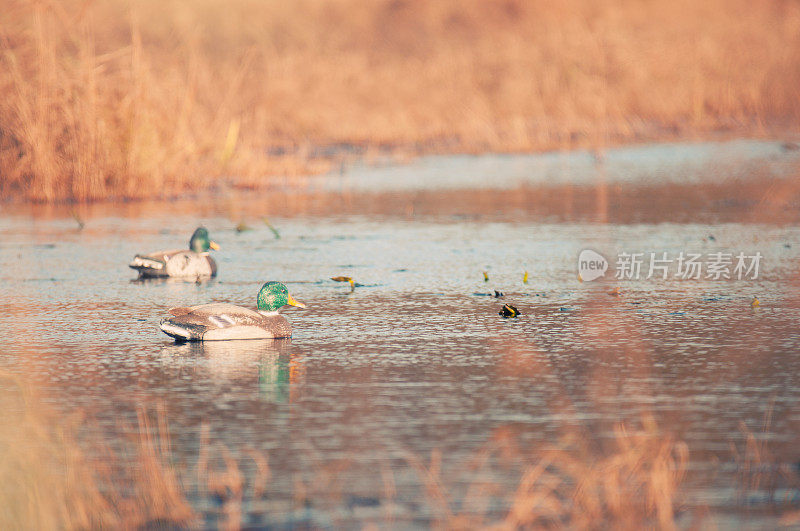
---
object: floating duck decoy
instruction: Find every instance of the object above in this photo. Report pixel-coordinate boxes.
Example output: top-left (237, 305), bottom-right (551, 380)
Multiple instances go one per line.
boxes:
top-left (160, 281), bottom-right (306, 341)
top-left (129, 227), bottom-right (220, 279)
top-left (499, 304), bottom-right (520, 318)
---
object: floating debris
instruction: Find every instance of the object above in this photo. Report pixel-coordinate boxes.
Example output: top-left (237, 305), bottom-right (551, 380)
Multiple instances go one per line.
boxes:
top-left (263, 217), bottom-right (281, 239)
top-left (69, 209), bottom-right (85, 231)
top-left (483, 271), bottom-right (489, 282)
top-left (751, 297), bottom-right (760, 308)
top-left (331, 276), bottom-right (356, 291)
top-left (784, 243), bottom-right (791, 249)
top-left (608, 286), bottom-right (622, 297)
top-left (781, 142), bottom-right (799, 152)
top-left (499, 304), bottom-right (520, 318)
top-left (235, 221), bottom-right (252, 233)
top-left (494, 290), bottom-right (504, 298)
top-left (523, 271), bottom-right (529, 284)
top-left (708, 234), bottom-right (716, 241)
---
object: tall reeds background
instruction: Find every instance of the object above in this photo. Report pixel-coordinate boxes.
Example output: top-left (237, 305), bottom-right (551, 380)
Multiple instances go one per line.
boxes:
top-left (1, 0), bottom-right (800, 202)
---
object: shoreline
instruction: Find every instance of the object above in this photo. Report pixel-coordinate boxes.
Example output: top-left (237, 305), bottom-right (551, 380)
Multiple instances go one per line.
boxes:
top-left (4, 137), bottom-right (799, 227)
top-left (3, 129), bottom-right (798, 206)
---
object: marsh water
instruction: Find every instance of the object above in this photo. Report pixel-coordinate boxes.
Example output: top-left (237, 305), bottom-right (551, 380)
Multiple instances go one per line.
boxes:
top-left (2, 139), bottom-right (800, 527)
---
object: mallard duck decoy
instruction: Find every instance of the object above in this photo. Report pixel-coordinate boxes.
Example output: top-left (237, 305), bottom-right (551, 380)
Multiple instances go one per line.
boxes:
top-left (160, 281), bottom-right (306, 341)
top-left (129, 227), bottom-right (220, 278)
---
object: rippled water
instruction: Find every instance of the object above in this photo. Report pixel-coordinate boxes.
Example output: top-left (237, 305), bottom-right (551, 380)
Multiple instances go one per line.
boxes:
top-left (2, 140), bottom-right (800, 527)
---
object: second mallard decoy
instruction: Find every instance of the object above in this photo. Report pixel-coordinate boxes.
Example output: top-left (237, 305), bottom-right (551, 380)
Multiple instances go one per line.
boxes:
top-left (160, 281), bottom-right (306, 341)
top-left (129, 227), bottom-right (220, 278)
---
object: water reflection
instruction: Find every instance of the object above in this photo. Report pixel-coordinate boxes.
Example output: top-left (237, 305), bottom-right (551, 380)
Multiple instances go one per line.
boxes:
top-left (157, 339), bottom-right (298, 403)
top-left (130, 276), bottom-right (218, 285)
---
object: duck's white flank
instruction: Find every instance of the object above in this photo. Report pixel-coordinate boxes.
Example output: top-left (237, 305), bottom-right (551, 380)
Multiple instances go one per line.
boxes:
top-left (203, 326), bottom-right (274, 341)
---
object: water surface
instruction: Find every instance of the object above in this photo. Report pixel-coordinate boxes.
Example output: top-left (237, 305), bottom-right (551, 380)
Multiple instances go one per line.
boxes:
top-left (2, 139), bottom-right (800, 527)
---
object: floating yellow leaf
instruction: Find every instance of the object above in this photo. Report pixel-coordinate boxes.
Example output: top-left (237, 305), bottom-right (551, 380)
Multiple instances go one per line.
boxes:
top-left (331, 276), bottom-right (355, 291)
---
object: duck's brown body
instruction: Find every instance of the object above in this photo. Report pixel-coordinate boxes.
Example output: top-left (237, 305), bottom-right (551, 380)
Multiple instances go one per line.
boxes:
top-left (160, 303), bottom-right (292, 341)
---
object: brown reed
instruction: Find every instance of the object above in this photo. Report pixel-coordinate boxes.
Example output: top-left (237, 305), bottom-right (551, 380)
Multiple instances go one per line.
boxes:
top-left (0, 371), bottom-right (692, 529)
top-left (0, 371), bottom-right (196, 529)
top-left (1, 0), bottom-right (798, 202)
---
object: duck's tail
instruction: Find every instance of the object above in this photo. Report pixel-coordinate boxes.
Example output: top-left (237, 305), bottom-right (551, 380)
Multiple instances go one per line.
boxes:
top-left (129, 254), bottom-right (167, 276)
top-left (160, 318), bottom-right (206, 342)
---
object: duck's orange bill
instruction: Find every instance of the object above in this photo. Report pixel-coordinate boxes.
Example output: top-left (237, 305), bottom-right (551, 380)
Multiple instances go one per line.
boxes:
top-left (209, 241), bottom-right (221, 250)
top-left (287, 294), bottom-right (306, 308)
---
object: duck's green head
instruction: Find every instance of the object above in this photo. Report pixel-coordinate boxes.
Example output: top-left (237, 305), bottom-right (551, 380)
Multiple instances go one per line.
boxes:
top-left (189, 227), bottom-right (220, 253)
top-left (257, 281), bottom-right (306, 312)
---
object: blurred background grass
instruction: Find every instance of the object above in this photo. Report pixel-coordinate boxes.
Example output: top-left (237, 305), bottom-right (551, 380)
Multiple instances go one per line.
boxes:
top-left (1, 0), bottom-right (799, 202)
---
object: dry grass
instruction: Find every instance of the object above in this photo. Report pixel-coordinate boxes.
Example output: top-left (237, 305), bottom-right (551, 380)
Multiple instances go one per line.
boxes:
top-left (0, 368), bottom-right (692, 529)
top-left (0, 371), bottom-right (196, 529)
top-left (1, 0), bottom-right (799, 202)
top-left (405, 416), bottom-right (688, 529)
top-left (4, 370), bottom-right (800, 529)
top-left (732, 403), bottom-right (800, 511)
